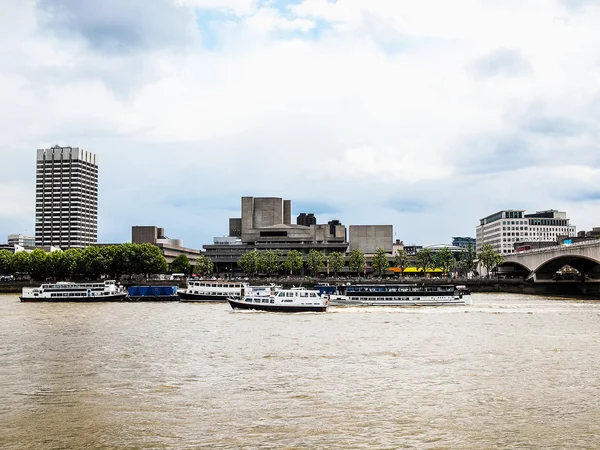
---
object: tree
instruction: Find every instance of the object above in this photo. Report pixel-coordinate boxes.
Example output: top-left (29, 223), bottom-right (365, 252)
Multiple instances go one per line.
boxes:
top-left (415, 248), bottom-right (434, 276)
top-left (64, 248), bottom-right (85, 279)
top-left (260, 251), bottom-right (282, 277)
top-left (238, 250), bottom-right (261, 277)
top-left (29, 249), bottom-right (48, 280)
top-left (433, 247), bottom-right (456, 276)
top-left (457, 244), bottom-right (476, 277)
top-left (138, 244), bottom-right (168, 276)
top-left (306, 249), bottom-right (326, 277)
top-left (371, 248), bottom-right (390, 278)
top-left (0, 250), bottom-right (12, 275)
top-left (348, 248), bottom-right (366, 277)
top-left (11, 251), bottom-right (31, 279)
top-left (82, 246), bottom-right (107, 280)
top-left (101, 246), bottom-right (119, 279)
top-left (46, 251), bottom-right (68, 280)
top-left (328, 251), bottom-right (345, 277)
top-left (478, 243), bottom-right (504, 278)
top-left (284, 250), bottom-right (303, 276)
top-left (194, 255), bottom-right (214, 276)
top-left (171, 254), bottom-right (191, 275)
top-left (113, 243), bottom-right (136, 278)
top-left (393, 249), bottom-right (410, 277)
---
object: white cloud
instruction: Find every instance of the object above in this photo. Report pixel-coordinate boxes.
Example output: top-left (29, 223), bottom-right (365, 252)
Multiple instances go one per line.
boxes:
top-left (1, 0), bottom-right (600, 247)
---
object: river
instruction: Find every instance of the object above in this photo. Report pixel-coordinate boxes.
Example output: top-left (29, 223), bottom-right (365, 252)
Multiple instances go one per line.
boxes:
top-left (1, 293), bottom-right (600, 449)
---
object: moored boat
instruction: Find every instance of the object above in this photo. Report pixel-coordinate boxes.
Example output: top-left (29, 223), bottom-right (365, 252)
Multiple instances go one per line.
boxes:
top-left (327, 284), bottom-right (471, 306)
top-left (228, 287), bottom-right (327, 313)
top-left (178, 279), bottom-right (246, 302)
top-left (20, 280), bottom-right (127, 302)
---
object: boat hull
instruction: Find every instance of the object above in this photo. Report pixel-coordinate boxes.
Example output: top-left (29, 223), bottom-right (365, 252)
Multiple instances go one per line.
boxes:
top-left (20, 293), bottom-right (128, 303)
top-left (228, 299), bottom-right (326, 313)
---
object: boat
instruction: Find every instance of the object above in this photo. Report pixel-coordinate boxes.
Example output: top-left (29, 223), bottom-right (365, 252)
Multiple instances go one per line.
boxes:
top-left (20, 280), bottom-right (127, 302)
top-left (178, 279), bottom-right (247, 302)
top-left (228, 286), bottom-right (327, 313)
top-left (126, 285), bottom-right (179, 301)
top-left (327, 284), bottom-right (471, 306)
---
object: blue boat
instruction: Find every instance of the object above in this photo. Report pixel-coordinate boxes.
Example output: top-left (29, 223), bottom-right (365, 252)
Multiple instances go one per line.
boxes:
top-left (126, 285), bottom-right (179, 301)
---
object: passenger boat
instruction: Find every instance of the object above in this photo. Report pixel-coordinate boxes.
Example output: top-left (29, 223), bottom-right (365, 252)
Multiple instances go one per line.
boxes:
top-left (327, 284), bottom-right (471, 306)
top-left (20, 280), bottom-right (127, 302)
top-left (228, 287), bottom-right (327, 313)
top-left (178, 279), bottom-right (246, 302)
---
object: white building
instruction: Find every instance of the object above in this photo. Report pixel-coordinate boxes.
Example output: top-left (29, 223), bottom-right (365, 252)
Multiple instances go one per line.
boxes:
top-left (7, 234), bottom-right (35, 247)
top-left (476, 209), bottom-right (576, 255)
top-left (35, 146), bottom-right (98, 249)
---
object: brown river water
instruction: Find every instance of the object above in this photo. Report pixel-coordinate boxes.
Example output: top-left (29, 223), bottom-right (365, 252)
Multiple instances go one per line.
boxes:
top-left (1, 293), bottom-right (600, 449)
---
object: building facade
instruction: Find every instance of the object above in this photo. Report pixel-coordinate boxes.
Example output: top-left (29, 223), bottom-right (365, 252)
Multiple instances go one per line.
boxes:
top-left (131, 226), bottom-right (201, 264)
top-left (452, 237), bottom-right (476, 248)
top-left (348, 225), bottom-right (393, 254)
top-left (35, 146), bottom-right (98, 249)
top-left (476, 209), bottom-right (576, 255)
top-left (8, 234), bottom-right (35, 248)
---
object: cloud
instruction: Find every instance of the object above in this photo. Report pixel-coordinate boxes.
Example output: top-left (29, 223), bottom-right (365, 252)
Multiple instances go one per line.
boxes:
top-left (471, 48), bottom-right (532, 78)
top-left (36, 0), bottom-right (199, 53)
top-left (2, 0), bottom-right (600, 248)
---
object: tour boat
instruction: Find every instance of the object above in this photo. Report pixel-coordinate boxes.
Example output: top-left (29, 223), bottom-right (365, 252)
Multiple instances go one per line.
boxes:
top-left (20, 280), bottom-right (127, 302)
top-left (228, 287), bottom-right (327, 313)
top-left (327, 284), bottom-right (471, 306)
top-left (178, 279), bottom-right (247, 302)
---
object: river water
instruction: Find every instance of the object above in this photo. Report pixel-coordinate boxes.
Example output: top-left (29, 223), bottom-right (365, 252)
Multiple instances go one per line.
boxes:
top-left (1, 293), bottom-right (600, 449)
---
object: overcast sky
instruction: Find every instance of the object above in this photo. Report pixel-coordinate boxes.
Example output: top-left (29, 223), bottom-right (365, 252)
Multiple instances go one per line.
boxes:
top-left (1, 0), bottom-right (600, 249)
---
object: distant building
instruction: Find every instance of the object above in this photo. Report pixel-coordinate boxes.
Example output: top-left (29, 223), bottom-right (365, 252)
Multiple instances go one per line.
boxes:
top-left (8, 234), bottom-right (35, 248)
top-left (404, 245), bottom-right (423, 256)
top-left (452, 237), bottom-right (475, 248)
top-left (348, 225), bottom-right (393, 255)
top-left (131, 226), bottom-right (201, 264)
top-left (392, 239), bottom-right (404, 255)
top-left (35, 146), bottom-right (98, 249)
top-left (297, 213), bottom-right (316, 226)
top-left (476, 209), bottom-right (576, 255)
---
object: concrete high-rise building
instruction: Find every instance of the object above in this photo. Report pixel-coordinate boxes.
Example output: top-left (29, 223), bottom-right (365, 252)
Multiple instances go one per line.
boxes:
top-left (8, 234), bottom-right (35, 248)
top-left (297, 213), bottom-right (316, 226)
top-left (35, 146), bottom-right (98, 249)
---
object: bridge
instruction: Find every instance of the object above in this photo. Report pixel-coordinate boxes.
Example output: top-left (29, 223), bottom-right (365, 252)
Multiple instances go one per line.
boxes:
top-left (500, 240), bottom-right (600, 281)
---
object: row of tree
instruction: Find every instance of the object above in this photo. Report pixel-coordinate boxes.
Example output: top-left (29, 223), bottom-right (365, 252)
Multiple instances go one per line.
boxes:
top-left (0, 244), bottom-right (168, 280)
top-left (0, 242), bottom-right (504, 281)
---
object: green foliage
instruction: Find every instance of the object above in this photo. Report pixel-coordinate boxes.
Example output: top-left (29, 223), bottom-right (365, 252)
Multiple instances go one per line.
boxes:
top-left (433, 247), bottom-right (456, 276)
top-left (457, 244), bottom-right (476, 277)
top-left (284, 250), bottom-right (304, 275)
top-left (82, 246), bottom-right (107, 279)
top-left (171, 254), bottom-right (191, 275)
top-left (415, 248), bottom-right (434, 274)
top-left (478, 243), bottom-right (504, 277)
top-left (393, 249), bottom-right (410, 277)
top-left (0, 250), bottom-right (12, 275)
top-left (328, 251), bottom-right (345, 276)
top-left (28, 249), bottom-right (48, 280)
top-left (371, 248), bottom-right (390, 278)
top-left (194, 255), bottom-right (214, 276)
top-left (238, 250), bottom-right (261, 277)
top-left (348, 249), bottom-right (366, 276)
top-left (11, 251), bottom-right (31, 279)
top-left (260, 251), bottom-right (282, 277)
top-left (306, 249), bottom-right (326, 276)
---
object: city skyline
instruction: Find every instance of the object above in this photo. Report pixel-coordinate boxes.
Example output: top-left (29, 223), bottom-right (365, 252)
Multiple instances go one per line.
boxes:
top-left (2, 1), bottom-right (600, 249)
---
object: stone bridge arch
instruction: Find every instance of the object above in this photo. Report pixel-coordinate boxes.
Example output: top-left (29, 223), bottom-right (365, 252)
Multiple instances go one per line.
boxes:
top-left (532, 254), bottom-right (600, 281)
top-left (497, 261), bottom-right (531, 278)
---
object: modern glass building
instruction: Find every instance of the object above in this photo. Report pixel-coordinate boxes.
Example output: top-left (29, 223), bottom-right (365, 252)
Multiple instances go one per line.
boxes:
top-left (35, 146), bottom-right (98, 249)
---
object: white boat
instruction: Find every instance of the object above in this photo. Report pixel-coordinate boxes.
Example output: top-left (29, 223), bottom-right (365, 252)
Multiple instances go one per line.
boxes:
top-left (178, 279), bottom-right (246, 302)
top-left (20, 280), bottom-right (127, 302)
top-left (228, 287), bottom-right (327, 313)
top-left (327, 284), bottom-right (471, 306)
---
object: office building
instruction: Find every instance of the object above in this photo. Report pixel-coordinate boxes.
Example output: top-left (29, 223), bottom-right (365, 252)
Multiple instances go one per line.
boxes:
top-left (35, 146), bottom-right (98, 249)
top-left (131, 226), bottom-right (201, 264)
top-left (476, 209), bottom-right (576, 255)
top-left (7, 234), bottom-right (35, 248)
top-left (297, 213), bottom-right (316, 226)
top-left (452, 237), bottom-right (476, 249)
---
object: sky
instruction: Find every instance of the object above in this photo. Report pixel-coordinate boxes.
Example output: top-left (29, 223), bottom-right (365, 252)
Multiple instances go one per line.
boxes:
top-left (1, 0), bottom-right (600, 249)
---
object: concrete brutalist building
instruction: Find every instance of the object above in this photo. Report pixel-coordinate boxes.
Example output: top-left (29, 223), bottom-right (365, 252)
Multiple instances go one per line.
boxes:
top-left (203, 196), bottom-right (394, 276)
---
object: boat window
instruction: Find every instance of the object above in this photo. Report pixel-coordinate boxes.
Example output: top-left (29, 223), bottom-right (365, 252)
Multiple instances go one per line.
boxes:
top-left (254, 299), bottom-right (262, 303)
top-left (262, 299), bottom-right (269, 303)
top-left (310, 293), bottom-right (317, 297)
top-left (278, 292), bottom-right (285, 297)
top-left (245, 298), bottom-right (252, 302)
top-left (301, 292), bottom-right (308, 297)
top-left (286, 292), bottom-right (294, 297)
top-left (270, 299), bottom-right (274, 304)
